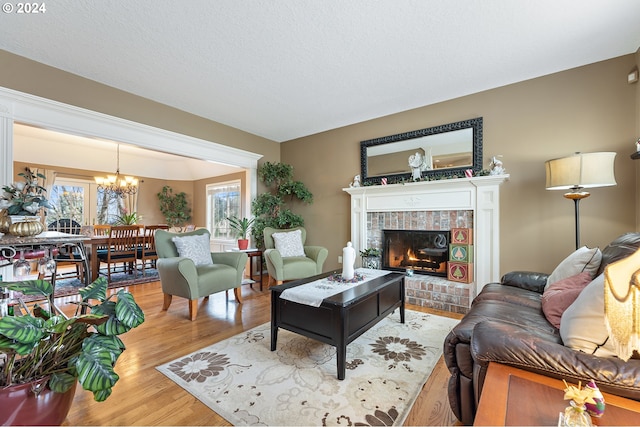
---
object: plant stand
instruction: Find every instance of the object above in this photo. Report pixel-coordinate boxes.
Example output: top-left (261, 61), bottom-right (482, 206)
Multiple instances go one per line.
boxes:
top-left (362, 256), bottom-right (381, 269)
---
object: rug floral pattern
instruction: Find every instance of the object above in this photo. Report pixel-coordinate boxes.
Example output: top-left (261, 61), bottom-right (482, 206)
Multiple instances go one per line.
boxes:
top-left (157, 310), bottom-right (458, 426)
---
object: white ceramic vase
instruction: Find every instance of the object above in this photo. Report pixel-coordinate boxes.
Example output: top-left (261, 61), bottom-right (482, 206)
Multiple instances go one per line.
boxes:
top-left (342, 241), bottom-right (355, 280)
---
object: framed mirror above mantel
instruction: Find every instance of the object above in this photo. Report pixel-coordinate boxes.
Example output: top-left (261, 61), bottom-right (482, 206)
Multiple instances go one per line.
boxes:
top-left (360, 117), bottom-right (483, 185)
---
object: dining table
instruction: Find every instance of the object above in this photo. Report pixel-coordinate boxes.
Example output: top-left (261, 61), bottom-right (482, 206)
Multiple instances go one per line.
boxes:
top-left (82, 235), bottom-right (110, 282)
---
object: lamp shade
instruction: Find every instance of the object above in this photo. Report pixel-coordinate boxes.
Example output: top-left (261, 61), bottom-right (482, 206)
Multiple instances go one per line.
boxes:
top-left (604, 247), bottom-right (640, 361)
top-left (545, 152), bottom-right (617, 190)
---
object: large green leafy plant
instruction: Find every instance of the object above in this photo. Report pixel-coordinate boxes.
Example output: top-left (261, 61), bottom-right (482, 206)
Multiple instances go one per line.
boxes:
top-left (157, 185), bottom-right (191, 228)
top-left (0, 277), bottom-right (144, 401)
top-left (251, 162), bottom-right (313, 248)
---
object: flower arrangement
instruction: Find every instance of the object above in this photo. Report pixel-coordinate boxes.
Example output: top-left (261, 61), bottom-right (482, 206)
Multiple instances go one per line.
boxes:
top-left (563, 380), bottom-right (596, 407)
top-left (0, 167), bottom-right (52, 216)
top-left (359, 248), bottom-right (381, 258)
top-left (562, 379), bottom-right (597, 426)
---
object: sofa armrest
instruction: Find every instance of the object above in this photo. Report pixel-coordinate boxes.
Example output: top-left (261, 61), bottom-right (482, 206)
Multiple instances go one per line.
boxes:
top-left (500, 271), bottom-right (549, 293)
top-left (471, 320), bottom-right (640, 403)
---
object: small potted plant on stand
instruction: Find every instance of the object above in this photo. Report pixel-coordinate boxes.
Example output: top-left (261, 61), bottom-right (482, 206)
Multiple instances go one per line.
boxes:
top-left (0, 276), bottom-right (144, 425)
top-left (360, 247), bottom-right (382, 269)
top-left (227, 216), bottom-right (254, 250)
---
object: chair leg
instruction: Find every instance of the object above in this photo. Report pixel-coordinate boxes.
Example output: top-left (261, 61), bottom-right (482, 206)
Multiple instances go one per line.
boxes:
top-left (162, 293), bottom-right (172, 311)
top-left (188, 299), bottom-right (198, 321)
top-left (234, 287), bottom-right (243, 304)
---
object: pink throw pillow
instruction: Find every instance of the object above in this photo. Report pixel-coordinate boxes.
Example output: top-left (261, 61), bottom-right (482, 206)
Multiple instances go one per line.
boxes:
top-left (542, 271), bottom-right (593, 328)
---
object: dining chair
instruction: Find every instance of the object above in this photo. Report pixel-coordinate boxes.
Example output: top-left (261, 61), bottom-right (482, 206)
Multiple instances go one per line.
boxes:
top-left (97, 225), bottom-right (140, 282)
top-left (47, 219), bottom-right (87, 283)
top-left (138, 224), bottom-right (169, 274)
top-left (93, 224), bottom-right (112, 237)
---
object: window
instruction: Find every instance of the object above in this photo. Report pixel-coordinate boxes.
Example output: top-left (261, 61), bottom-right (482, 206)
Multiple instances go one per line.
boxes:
top-left (206, 181), bottom-right (241, 240)
top-left (48, 177), bottom-right (124, 226)
top-left (48, 181), bottom-right (87, 226)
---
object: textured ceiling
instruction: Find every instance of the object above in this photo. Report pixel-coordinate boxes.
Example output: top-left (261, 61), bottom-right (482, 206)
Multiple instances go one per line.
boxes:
top-left (1, 0), bottom-right (639, 142)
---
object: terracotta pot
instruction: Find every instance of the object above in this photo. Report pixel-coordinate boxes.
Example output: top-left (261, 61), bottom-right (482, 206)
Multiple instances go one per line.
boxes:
top-left (0, 378), bottom-right (77, 426)
top-left (238, 239), bottom-right (249, 250)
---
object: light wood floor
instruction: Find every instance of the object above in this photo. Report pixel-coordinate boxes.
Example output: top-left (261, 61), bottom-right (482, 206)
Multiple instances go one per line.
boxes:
top-left (59, 278), bottom-right (463, 426)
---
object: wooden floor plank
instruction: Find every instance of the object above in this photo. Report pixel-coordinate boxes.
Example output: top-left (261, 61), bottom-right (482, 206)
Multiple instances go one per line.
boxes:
top-left (59, 279), bottom-right (462, 426)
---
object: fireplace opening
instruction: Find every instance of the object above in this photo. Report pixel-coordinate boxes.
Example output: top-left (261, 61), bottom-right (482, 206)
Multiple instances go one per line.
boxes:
top-left (382, 230), bottom-right (450, 276)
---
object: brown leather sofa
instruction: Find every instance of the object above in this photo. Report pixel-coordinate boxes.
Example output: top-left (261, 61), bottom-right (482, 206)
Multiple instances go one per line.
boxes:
top-left (443, 232), bottom-right (640, 425)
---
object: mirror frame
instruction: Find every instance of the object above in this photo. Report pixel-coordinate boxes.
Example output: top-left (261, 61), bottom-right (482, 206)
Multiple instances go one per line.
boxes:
top-left (360, 117), bottom-right (483, 185)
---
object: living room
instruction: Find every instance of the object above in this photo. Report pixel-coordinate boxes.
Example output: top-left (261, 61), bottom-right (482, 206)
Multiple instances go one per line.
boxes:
top-left (1, 2), bottom-right (640, 425)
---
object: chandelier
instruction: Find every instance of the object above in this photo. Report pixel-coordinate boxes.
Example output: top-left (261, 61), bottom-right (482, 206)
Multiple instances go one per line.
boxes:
top-left (94, 144), bottom-right (139, 198)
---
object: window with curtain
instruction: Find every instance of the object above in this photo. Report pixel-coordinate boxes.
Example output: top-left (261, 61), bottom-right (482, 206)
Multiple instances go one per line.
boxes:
top-left (206, 181), bottom-right (241, 239)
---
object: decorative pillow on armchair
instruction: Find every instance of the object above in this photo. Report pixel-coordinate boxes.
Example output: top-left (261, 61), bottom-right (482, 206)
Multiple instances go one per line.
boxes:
top-left (541, 271), bottom-right (593, 328)
top-left (172, 234), bottom-right (213, 266)
top-left (272, 230), bottom-right (306, 257)
top-left (545, 246), bottom-right (602, 290)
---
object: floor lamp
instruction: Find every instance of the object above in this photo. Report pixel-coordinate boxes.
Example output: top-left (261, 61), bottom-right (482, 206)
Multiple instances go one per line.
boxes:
top-left (545, 152), bottom-right (617, 249)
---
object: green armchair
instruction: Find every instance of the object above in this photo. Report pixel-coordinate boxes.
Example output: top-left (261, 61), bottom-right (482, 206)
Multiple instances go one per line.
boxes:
top-left (155, 228), bottom-right (248, 321)
top-left (263, 226), bottom-right (328, 286)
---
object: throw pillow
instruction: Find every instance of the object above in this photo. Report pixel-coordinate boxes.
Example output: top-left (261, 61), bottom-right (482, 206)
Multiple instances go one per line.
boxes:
top-left (172, 234), bottom-right (213, 266)
top-left (272, 229), bottom-right (306, 257)
top-left (541, 271), bottom-right (593, 329)
top-left (545, 246), bottom-right (602, 290)
top-left (559, 274), bottom-right (617, 357)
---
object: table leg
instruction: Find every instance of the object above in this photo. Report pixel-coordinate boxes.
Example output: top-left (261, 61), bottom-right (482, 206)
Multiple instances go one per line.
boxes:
top-left (400, 277), bottom-right (406, 323)
top-left (336, 307), bottom-right (347, 380)
top-left (259, 254), bottom-right (263, 291)
top-left (88, 243), bottom-right (99, 282)
top-left (270, 289), bottom-right (278, 351)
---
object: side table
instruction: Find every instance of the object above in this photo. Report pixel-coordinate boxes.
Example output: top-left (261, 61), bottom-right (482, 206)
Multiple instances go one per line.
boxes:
top-left (229, 248), bottom-right (263, 290)
top-left (474, 362), bottom-right (640, 426)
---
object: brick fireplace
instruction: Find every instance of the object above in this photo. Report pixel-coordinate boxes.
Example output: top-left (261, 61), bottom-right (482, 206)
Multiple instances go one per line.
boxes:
top-left (344, 175), bottom-right (508, 313)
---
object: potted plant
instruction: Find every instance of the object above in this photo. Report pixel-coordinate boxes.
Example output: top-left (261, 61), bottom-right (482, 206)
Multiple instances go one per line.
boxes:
top-left (360, 247), bottom-right (382, 269)
top-left (114, 209), bottom-right (140, 225)
top-left (0, 167), bottom-right (52, 236)
top-left (0, 276), bottom-right (144, 425)
top-left (250, 162), bottom-right (313, 249)
top-left (227, 216), bottom-right (254, 250)
top-left (157, 186), bottom-right (192, 230)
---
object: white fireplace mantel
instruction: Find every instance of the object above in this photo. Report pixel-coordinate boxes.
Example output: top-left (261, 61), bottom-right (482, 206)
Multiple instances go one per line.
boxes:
top-left (343, 174), bottom-right (509, 297)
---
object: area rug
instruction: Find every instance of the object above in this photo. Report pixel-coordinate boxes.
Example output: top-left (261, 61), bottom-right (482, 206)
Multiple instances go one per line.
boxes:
top-left (157, 310), bottom-right (458, 426)
top-left (17, 268), bottom-right (159, 302)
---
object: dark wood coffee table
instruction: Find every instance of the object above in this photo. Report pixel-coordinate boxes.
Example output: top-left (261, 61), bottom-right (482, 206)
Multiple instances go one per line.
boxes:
top-left (270, 270), bottom-right (405, 380)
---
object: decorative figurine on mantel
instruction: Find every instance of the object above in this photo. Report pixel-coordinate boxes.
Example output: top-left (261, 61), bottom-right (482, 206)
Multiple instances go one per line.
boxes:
top-left (349, 174), bottom-right (361, 188)
top-left (490, 155), bottom-right (506, 175)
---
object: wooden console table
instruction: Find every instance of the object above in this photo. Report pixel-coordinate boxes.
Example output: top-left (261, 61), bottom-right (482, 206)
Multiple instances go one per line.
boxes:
top-left (474, 362), bottom-right (640, 426)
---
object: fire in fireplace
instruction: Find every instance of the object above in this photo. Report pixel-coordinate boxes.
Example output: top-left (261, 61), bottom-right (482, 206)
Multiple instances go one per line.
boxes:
top-left (382, 229), bottom-right (450, 276)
